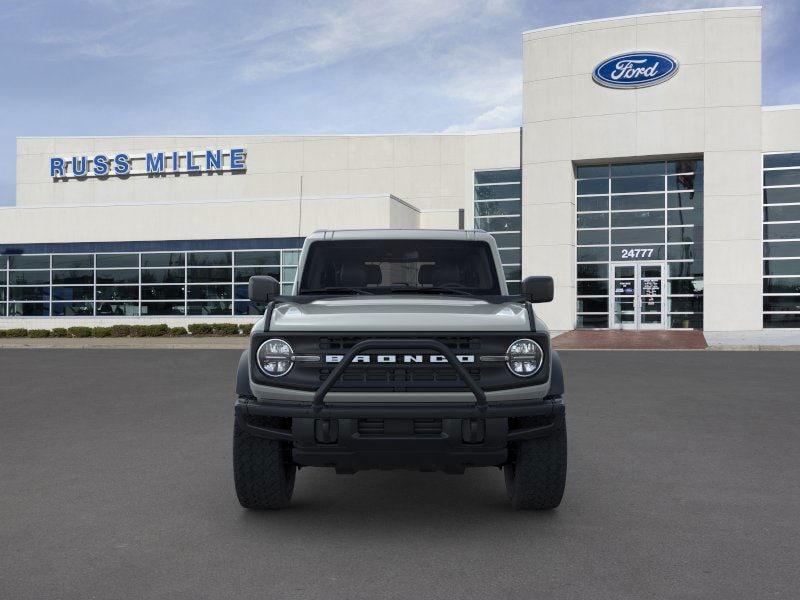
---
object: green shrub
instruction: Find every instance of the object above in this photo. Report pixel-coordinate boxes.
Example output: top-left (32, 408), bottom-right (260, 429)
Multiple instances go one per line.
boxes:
top-left (91, 327), bottom-right (113, 338)
top-left (27, 329), bottom-right (51, 338)
top-left (188, 323), bottom-right (213, 336)
top-left (4, 328), bottom-right (28, 338)
top-left (0, 329), bottom-right (5, 338)
top-left (130, 325), bottom-right (148, 337)
top-left (168, 326), bottom-right (188, 336)
top-left (68, 326), bottom-right (92, 338)
top-left (147, 324), bottom-right (169, 337)
top-left (109, 324), bottom-right (132, 337)
top-left (51, 328), bottom-right (70, 338)
top-left (238, 323), bottom-right (253, 335)
top-left (211, 323), bottom-right (239, 336)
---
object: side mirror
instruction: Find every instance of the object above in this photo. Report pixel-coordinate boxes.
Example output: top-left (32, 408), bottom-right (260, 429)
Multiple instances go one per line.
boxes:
top-left (248, 275), bottom-right (281, 302)
top-left (521, 276), bottom-right (554, 303)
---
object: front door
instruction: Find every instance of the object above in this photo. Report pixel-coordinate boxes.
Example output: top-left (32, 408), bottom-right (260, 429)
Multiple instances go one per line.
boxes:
top-left (610, 262), bottom-right (666, 330)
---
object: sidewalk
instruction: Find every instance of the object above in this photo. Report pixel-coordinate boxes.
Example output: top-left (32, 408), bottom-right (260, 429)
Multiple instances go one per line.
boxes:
top-left (0, 337), bottom-right (248, 349)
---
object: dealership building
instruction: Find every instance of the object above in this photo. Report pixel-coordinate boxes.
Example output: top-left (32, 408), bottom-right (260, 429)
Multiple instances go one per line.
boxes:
top-left (2, 6), bottom-right (799, 334)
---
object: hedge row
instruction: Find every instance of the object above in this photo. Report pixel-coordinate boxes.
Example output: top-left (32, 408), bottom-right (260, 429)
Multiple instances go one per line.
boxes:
top-left (0, 323), bottom-right (254, 338)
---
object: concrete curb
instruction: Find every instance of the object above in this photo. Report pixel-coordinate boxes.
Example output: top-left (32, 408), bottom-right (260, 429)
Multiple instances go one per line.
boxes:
top-left (0, 338), bottom-right (248, 349)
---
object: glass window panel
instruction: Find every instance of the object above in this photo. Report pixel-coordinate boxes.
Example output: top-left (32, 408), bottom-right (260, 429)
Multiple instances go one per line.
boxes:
top-left (764, 314), bottom-right (800, 327)
top-left (234, 250), bottom-right (280, 266)
top-left (282, 266), bottom-right (298, 282)
top-left (489, 232), bottom-right (521, 248)
top-left (474, 170), bottom-right (520, 184)
top-left (763, 278), bottom-right (800, 294)
top-left (764, 153), bottom-right (800, 168)
top-left (8, 302), bottom-right (49, 316)
top-left (141, 302), bottom-right (185, 316)
top-left (577, 196), bottom-right (608, 212)
top-left (187, 284), bottom-right (232, 300)
top-left (611, 194), bottom-right (664, 210)
top-left (667, 174), bottom-right (697, 191)
top-left (764, 205), bottom-right (800, 222)
top-left (474, 216), bottom-right (521, 232)
top-left (611, 228), bottom-right (664, 244)
top-left (763, 188), bottom-right (800, 205)
top-left (764, 241), bottom-right (800, 258)
top-left (96, 302), bottom-right (139, 316)
top-left (141, 285), bottom-right (185, 300)
top-left (764, 223), bottom-right (800, 240)
top-left (667, 244), bottom-right (694, 261)
top-left (668, 227), bottom-right (695, 243)
top-left (141, 253), bottom-right (185, 268)
top-left (577, 213), bottom-right (608, 228)
top-left (0, 304), bottom-right (5, 316)
top-left (764, 259), bottom-right (800, 276)
top-left (669, 262), bottom-right (697, 277)
top-left (669, 296), bottom-right (703, 312)
top-left (611, 176), bottom-right (663, 194)
top-left (577, 246), bottom-right (609, 262)
top-left (667, 209), bottom-right (699, 226)
top-left (667, 160), bottom-right (701, 174)
top-left (577, 298), bottom-right (608, 312)
top-left (282, 250), bottom-right (301, 266)
top-left (186, 301), bottom-right (233, 315)
top-left (506, 281), bottom-right (520, 295)
top-left (0, 288), bottom-right (5, 302)
top-left (51, 302), bottom-right (93, 317)
top-left (503, 266), bottom-right (521, 281)
top-left (52, 286), bottom-right (94, 301)
top-left (576, 165), bottom-right (609, 178)
top-left (668, 279), bottom-right (703, 295)
top-left (576, 179), bottom-right (608, 195)
top-left (764, 169), bottom-right (800, 187)
top-left (187, 251), bottom-right (232, 266)
top-left (187, 267), bottom-right (231, 283)
top-left (9, 255), bottom-right (49, 269)
top-left (96, 254), bottom-right (138, 268)
top-left (577, 264), bottom-right (608, 278)
top-left (498, 248), bottom-right (521, 264)
top-left (9, 270), bottom-right (50, 285)
top-left (141, 268), bottom-right (185, 284)
top-left (235, 301), bottom-right (267, 315)
top-left (281, 283), bottom-right (294, 295)
top-left (577, 230), bottom-right (608, 245)
top-left (234, 284), bottom-right (249, 299)
top-left (667, 191), bottom-right (702, 209)
top-left (611, 162), bottom-right (664, 177)
top-left (10, 286), bottom-right (50, 301)
top-left (473, 200), bottom-right (521, 217)
top-left (670, 314), bottom-right (703, 329)
top-left (52, 254), bottom-right (93, 269)
top-left (577, 314), bottom-right (609, 328)
top-left (234, 266), bottom-right (280, 283)
top-left (96, 286), bottom-right (139, 301)
top-left (52, 270), bottom-right (93, 284)
top-left (474, 184), bottom-right (521, 200)
top-left (763, 296), bottom-right (800, 312)
top-left (611, 210), bottom-right (664, 228)
top-left (0, 255), bottom-right (6, 269)
top-left (96, 269), bottom-right (138, 284)
top-left (577, 281), bottom-right (608, 295)
top-left (0, 271), bottom-right (5, 285)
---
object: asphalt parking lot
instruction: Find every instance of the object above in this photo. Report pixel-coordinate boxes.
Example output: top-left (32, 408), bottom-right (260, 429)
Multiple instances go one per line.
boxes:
top-left (1, 349), bottom-right (799, 600)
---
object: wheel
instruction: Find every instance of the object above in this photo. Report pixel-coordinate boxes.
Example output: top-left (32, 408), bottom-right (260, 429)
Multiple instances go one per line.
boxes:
top-left (233, 417), bottom-right (296, 509)
top-left (504, 415), bottom-right (567, 510)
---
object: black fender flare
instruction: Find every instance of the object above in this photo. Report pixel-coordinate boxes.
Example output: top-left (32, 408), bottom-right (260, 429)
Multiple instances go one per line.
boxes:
top-left (235, 349), bottom-right (253, 398)
top-left (548, 350), bottom-right (564, 397)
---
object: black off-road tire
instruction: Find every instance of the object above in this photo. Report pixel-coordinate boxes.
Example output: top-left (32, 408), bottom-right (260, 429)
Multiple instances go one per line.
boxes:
top-left (233, 417), bottom-right (296, 510)
top-left (504, 415), bottom-right (567, 510)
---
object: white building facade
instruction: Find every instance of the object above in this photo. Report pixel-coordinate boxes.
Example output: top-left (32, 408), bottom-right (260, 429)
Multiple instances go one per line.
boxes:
top-left (3, 6), bottom-right (799, 333)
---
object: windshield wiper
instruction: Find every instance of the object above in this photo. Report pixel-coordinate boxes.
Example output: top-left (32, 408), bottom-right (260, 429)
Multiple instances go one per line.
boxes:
top-left (299, 287), bottom-right (374, 295)
top-left (391, 286), bottom-right (478, 298)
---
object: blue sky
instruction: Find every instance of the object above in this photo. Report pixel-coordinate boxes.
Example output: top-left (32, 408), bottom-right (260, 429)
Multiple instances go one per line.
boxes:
top-left (1, 0), bottom-right (798, 206)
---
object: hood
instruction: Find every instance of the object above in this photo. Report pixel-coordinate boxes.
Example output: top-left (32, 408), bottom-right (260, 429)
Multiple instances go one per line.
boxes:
top-left (269, 296), bottom-right (531, 332)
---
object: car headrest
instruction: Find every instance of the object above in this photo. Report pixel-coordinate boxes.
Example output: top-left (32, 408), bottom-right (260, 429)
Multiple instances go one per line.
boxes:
top-left (432, 263), bottom-right (461, 287)
top-left (418, 264), bottom-right (434, 285)
top-left (339, 263), bottom-right (367, 287)
top-left (365, 264), bottom-right (382, 285)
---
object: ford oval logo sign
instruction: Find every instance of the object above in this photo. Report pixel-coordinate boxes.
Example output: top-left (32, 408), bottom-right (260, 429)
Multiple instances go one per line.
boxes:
top-left (592, 52), bottom-right (679, 89)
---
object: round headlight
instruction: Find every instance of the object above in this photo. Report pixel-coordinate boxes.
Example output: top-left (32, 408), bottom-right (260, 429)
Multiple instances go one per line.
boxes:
top-left (256, 338), bottom-right (294, 377)
top-left (506, 338), bottom-right (543, 377)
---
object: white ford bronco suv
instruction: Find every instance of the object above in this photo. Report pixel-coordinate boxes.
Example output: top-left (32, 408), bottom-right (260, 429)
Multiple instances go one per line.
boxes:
top-left (234, 229), bottom-right (566, 510)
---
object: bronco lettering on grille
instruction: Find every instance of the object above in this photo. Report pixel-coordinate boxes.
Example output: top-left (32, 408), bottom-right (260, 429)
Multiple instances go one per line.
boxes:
top-left (324, 354), bottom-right (475, 364)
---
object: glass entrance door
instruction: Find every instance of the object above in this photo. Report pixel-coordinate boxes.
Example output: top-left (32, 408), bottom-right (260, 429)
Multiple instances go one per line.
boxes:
top-left (610, 262), bottom-right (666, 330)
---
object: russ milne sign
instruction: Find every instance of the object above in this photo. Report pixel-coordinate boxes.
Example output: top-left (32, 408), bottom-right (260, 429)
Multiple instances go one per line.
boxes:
top-left (592, 52), bottom-right (678, 89)
top-left (50, 148), bottom-right (246, 179)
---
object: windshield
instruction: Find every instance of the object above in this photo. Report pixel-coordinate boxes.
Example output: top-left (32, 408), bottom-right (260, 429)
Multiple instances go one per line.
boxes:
top-left (298, 239), bottom-right (502, 296)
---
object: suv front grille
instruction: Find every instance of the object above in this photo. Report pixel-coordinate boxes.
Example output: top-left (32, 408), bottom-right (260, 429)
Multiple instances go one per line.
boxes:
top-left (357, 418), bottom-right (444, 436)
